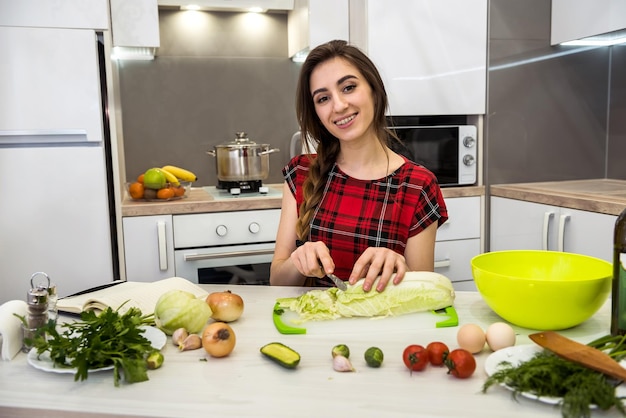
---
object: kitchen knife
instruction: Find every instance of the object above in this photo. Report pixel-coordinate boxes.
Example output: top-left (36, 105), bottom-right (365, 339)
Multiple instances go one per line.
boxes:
top-left (295, 240), bottom-right (347, 291)
top-left (529, 331), bottom-right (626, 381)
top-left (326, 272), bottom-right (347, 291)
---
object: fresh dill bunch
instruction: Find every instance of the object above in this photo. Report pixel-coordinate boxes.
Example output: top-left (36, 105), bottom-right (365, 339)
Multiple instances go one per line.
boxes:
top-left (483, 350), bottom-right (626, 418)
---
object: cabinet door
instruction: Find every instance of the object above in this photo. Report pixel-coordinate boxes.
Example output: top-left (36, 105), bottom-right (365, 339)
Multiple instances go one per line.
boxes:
top-left (435, 239), bottom-right (480, 290)
top-left (560, 208), bottom-right (615, 262)
top-left (123, 215), bottom-right (175, 282)
top-left (490, 197), bottom-right (616, 262)
top-left (490, 197), bottom-right (555, 251)
top-left (0, 0), bottom-right (108, 29)
top-left (0, 27), bottom-right (103, 143)
top-left (353, 0), bottom-right (487, 115)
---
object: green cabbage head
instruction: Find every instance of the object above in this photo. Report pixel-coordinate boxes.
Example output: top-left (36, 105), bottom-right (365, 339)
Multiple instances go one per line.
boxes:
top-left (154, 290), bottom-right (212, 335)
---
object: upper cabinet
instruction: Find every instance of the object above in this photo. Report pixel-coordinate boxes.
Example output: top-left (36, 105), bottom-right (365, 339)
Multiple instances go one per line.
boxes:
top-left (0, 0), bottom-right (108, 29)
top-left (110, 0), bottom-right (160, 49)
top-left (349, 0), bottom-right (488, 116)
top-left (288, 0), bottom-right (349, 59)
top-left (551, 0), bottom-right (626, 45)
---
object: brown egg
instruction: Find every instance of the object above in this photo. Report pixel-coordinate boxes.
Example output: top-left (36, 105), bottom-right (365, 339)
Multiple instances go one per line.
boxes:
top-left (457, 323), bottom-right (486, 354)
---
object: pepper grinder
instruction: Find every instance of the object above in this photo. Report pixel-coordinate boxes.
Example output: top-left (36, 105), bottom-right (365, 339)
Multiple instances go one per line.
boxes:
top-left (22, 282), bottom-right (48, 352)
top-left (30, 272), bottom-right (57, 324)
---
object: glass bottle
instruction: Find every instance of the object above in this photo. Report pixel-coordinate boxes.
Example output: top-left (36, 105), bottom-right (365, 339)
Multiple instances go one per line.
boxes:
top-left (611, 207), bottom-right (626, 335)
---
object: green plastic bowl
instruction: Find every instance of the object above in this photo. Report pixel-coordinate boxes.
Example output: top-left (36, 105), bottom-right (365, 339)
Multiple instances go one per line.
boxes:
top-left (471, 250), bottom-right (612, 330)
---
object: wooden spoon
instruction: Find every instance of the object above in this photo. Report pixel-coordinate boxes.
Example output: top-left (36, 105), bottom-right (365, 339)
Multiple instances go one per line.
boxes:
top-left (529, 331), bottom-right (626, 381)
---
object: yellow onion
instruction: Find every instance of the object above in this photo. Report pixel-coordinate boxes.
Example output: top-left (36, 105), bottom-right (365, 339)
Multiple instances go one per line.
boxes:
top-left (202, 322), bottom-right (236, 357)
top-left (205, 290), bottom-right (244, 322)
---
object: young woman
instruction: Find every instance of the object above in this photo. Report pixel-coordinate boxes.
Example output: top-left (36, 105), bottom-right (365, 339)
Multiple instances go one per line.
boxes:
top-left (270, 40), bottom-right (448, 292)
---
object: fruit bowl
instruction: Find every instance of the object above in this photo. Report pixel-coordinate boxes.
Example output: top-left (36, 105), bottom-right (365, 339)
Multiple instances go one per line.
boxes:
top-left (125, 180), bottom-right (192, 202)
top-left (471, 250), bottom-right (612, 330)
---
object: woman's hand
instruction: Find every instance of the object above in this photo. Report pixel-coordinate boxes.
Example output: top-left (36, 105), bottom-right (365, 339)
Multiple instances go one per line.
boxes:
top-left (290, 241), bottom-right (336, 278)
top-left (348, 247), bottom-right (408, 292)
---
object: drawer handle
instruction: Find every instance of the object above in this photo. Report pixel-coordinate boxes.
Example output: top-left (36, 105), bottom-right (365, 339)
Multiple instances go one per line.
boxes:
top-left (542, 211), bottom-right (555, 250)
top-left (157, 221), bottom-right (167, 271)
top-left (184, 248), bottom-right (275, 261)
top-left (434, 259), bottom-right (451, 268)
top-left (558, 214), bottom-right (571, 252)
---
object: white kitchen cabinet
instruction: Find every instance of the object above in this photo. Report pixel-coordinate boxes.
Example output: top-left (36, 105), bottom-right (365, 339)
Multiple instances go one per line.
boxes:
top-left (110, 0), bottom-right (160, 48)
top-left (0, 27), bottom-right (104, 142)
top-left (435, 196), bottom-right (483, 290)
top-left (0, 0), bottom-right (108, 29)
top-left (123, 215), bottom-right (176, 282)
top-left (490, 197), bottom-right (616, 262)
top-left (349, 0), bottom-right (488, 116)
top-left (551, 0), bottom-right (626, 45)
top-left (287, 0), bottom-right (349, 59)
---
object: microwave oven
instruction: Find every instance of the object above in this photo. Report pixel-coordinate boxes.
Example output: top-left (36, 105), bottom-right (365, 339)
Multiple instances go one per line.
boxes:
top-left (389, 124), bottom-right (477, 187)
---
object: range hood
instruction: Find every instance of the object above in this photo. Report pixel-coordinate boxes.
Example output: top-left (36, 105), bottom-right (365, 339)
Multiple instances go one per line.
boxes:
top-left (551, 0), bottom-right (626, 46)
top-left (156, 0), bottom-right (294, 12)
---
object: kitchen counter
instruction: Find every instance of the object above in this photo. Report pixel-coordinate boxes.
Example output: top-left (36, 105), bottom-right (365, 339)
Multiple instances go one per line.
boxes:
top-left (0, 285), bottom-right (619, 418)
top-left (491, 179), bottom-right (626, 216)
top-left (121, 184), bottom-right (485, 217)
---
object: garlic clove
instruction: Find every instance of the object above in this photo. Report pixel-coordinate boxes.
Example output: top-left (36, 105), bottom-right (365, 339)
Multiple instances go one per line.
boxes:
top-left (179, 333), bottom-right (202, 351)
top-left (333, 355), bottom-right (355, 372)
top-left (172, 328), bottom-right (189, 346)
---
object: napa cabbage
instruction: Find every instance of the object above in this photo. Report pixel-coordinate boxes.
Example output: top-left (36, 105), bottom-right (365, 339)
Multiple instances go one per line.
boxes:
top-left (276, 271), bottom-right (455, 322)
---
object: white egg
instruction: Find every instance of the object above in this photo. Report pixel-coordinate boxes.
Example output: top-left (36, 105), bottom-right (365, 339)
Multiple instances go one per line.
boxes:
top-left (485, 322), bottom-right (516, 351)
top-left (456, 323), bottom-right (486, 354)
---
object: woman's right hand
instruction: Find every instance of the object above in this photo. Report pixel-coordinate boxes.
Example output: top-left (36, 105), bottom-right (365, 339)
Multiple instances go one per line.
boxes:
top-left (290, 240), bottom-right (336, 278)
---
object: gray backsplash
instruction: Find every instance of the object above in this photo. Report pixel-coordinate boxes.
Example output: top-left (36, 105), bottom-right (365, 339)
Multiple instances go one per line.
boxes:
top-left (117, 5), bottom-right (626, 189)
top-left (486, 0), bottom-right (626, 186)
top-left (117, 10), bottom-right (300, 187)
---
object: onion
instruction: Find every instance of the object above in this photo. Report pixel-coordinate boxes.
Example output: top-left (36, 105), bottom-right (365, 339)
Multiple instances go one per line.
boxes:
top-left (202, 322), bottom-right (236, 358)
top-left (205, 290), bottom-right (244, 322)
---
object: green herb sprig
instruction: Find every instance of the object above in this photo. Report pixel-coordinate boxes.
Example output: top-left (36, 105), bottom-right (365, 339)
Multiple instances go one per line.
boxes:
top-left (482, 334), bottom-right (626, 418)
top-left (29, 304), bottom-right (159, 387)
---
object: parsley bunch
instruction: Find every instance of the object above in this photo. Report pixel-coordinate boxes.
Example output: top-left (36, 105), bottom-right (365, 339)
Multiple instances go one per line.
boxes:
top-left (29, 305), bottom-right (159, 386)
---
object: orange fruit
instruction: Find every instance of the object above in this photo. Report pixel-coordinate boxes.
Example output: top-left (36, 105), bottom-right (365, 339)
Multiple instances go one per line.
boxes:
top-left (157, 187), bottom-right (175, 200)
top-left (137, 173), bottom-right (145, 184)
top-left (172, 185), bottom-right (185, 197)
top-left (128, 182), bottom-right (144, 199)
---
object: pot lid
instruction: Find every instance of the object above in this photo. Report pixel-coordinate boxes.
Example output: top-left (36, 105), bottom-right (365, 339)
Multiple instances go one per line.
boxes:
top-left (217, 132), bottom-right (268, 148)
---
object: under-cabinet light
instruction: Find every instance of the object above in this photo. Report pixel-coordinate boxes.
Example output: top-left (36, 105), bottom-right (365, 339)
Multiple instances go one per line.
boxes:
top-left (111, 47), bottom-right (156, 61)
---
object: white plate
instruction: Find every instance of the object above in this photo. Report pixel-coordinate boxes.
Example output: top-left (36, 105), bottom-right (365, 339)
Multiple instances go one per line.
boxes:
top-left (484, 345), bottom-right (626, 406)
top-left (27, 326), bottom-right (166, 374)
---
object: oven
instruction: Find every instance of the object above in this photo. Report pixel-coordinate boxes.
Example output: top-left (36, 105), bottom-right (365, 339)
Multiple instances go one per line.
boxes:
top-left (173, 206), bottom-right (281, 285)
top-left (388, 116), bottom-right (478, 187)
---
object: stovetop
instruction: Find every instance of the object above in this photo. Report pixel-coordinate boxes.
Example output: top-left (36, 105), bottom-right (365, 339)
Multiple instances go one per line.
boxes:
top-left (203, 186), bottom-right (282, 201)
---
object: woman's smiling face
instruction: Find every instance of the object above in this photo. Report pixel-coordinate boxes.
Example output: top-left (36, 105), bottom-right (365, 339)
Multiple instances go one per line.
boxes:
top-left (309, 57), bottom-right (376, 144)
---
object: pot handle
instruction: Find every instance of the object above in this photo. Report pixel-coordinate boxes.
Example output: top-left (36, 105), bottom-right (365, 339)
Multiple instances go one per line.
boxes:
top-left (259, 148), bottom-right (280, 156)
top-left (206, 150), bottom-right (216, 157)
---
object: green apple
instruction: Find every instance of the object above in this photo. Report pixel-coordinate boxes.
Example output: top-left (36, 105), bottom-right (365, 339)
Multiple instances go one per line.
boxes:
top-left (143, 168), bottom-right (166, 190)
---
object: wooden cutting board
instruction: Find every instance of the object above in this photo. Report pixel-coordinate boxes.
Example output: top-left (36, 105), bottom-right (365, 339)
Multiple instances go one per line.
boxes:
top-left (272, 302), bottom-right (458, 335)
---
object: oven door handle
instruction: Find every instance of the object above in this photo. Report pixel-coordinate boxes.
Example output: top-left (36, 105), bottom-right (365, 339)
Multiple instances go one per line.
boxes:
top-left (183, 248), bottom-right (275, 261)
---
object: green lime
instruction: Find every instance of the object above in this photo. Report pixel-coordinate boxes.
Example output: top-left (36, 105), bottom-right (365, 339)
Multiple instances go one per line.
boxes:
top-left (364, 346), bottom-right (384, 368)
top-left (143, 168), bottom-right (166, 190)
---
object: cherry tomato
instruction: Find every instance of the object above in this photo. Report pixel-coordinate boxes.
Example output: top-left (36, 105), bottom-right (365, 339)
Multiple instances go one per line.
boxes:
top-left (444, 348), bottom-right (476, 379)
top-left (426, 341), bottom-right (449, 366)
top-left (402, 344), bottom-right (428, 374)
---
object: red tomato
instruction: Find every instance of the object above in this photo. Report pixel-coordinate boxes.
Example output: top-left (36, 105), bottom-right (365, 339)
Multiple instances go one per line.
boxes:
top-left (444, 348), bottom-right (476, 379)
top-left (426, 341), bottom-right (449, 366)
top-left (402, 344), bottom-right (428, 374)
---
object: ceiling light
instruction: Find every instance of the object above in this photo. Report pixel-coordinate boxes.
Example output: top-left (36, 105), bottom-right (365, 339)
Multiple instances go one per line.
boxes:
top-left (180, 4), bottom-right (201, 10)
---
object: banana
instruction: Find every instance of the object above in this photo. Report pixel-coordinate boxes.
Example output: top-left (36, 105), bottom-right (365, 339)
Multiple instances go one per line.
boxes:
top-left (162, 165), bottom-right (197, 182)
top-left (159, 168), bottom-right (180, 186)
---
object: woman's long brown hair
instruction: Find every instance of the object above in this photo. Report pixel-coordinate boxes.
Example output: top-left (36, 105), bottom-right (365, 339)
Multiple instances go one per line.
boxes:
top-left (294, 40), bottom-right (399, 241)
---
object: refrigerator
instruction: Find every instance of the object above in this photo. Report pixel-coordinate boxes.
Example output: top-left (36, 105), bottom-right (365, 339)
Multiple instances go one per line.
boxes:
top-left (0, 24), bottom-right (120, 304)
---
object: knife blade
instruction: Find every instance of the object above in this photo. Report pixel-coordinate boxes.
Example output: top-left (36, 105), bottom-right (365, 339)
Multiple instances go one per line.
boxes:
top-left (529, 331), bottom-right (626, 381)
top-left (326, 272), bottom-right (347, 291)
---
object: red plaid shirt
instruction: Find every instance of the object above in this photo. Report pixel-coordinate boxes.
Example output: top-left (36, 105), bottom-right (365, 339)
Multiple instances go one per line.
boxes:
top-left (283, 154), bottom-right (448, 285)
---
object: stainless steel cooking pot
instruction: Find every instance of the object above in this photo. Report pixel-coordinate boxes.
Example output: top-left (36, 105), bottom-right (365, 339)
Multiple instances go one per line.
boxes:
top-left (207, 132), bottom-right (280, 182)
